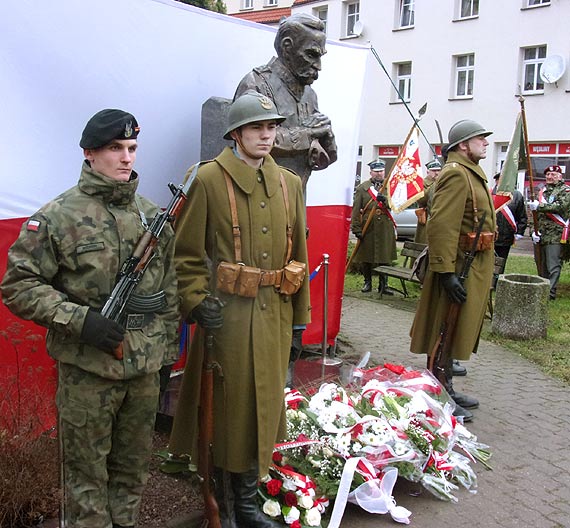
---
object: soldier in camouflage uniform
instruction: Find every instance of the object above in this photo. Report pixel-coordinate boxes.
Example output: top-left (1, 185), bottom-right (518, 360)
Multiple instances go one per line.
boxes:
top-left (1, 109), bottom-right (179, 528)
top-left (528, 165), bottom-right (570, 300)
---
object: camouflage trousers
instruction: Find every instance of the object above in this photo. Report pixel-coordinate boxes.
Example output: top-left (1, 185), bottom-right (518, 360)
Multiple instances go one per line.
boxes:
top-left (56, 363), bottom-right (160, 528)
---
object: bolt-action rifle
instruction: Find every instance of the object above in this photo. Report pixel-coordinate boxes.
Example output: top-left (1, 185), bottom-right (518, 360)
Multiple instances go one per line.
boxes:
top-left (428, 212), bottom-right (487, 385)
top-left (101, 172), bottom-right (197, 360)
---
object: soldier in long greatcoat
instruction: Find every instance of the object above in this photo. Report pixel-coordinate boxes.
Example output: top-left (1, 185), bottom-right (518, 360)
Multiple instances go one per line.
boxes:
top-left (351, 158), bottom-right (398, 294)
top-left (169, 92), bottom-right (311, 528)
top-left (410, 120), bottom-right (496, 423)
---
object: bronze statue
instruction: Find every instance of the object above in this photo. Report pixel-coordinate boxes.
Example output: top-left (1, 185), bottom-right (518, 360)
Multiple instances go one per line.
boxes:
top-left (234, 13), bottom-right (337, 194)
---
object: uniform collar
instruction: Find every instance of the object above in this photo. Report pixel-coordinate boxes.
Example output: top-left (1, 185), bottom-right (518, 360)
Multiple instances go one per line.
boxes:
top-left (216, 146), bottom-right (281, 197)
top-left (446, 151), bottom-right (488, 183)
top-left (78, 160), bottom-right (139, 205)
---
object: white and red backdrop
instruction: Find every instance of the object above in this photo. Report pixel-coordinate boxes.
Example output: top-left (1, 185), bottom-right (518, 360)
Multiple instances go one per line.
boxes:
top-left (0, 0), bottom-right (368, 427)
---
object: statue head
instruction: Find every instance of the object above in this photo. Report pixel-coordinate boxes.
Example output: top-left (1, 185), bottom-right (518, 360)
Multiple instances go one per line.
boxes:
top-left (274, 13), bottom-right (327, 86)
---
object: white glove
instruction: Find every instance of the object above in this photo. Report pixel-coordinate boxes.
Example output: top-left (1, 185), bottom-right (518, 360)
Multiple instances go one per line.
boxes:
top-left (514, 234), bottom-right (524, 240)
top-left (528, 200), bottom-right (540, 211)
top-left (531, 231), bottom-right (541, 244)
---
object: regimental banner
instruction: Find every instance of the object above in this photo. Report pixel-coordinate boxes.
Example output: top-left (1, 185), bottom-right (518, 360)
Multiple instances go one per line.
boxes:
top-left (386, 127), bottom-right (424, 214)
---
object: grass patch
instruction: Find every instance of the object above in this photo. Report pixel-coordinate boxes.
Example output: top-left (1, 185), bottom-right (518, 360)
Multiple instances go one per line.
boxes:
top-left (344, 242), bottom-right (570, 385)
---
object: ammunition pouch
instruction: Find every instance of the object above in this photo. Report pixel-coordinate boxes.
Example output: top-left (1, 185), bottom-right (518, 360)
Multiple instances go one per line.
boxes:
top-left (415, 207), bottom-right (427, 225)
top-left (279, 260), bottom-right (306, 295)
top-left (459, 231), bottom-right (495, 252)
top-left (216, 260), bottom-right (305, 298)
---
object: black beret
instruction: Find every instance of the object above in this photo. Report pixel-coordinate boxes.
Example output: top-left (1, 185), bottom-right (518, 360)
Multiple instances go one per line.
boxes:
top-left (80, 109), bottom-right (140, 149)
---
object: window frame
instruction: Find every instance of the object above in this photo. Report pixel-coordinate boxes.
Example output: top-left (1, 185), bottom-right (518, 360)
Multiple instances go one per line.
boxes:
top-left (242, 0), bottom-right (253, 10)
top-left (524, 0), bottom-right (550, 8)
top-left (394, 61), bottom-right (412, 103)
top-left (265, 0), bottom-right (278, 7)
top-left (314, 6), bottom-right (328, 35)
top-left (344, 1), bottom-right (360, 38)
top-left (398, 0), bottom-right (415, 29)
top-left (454, 53), bottom-right (475, 98)
top-left (457, 0), bottom-right (479, 19)
top-left (521, 45), bottom-right (547, 94)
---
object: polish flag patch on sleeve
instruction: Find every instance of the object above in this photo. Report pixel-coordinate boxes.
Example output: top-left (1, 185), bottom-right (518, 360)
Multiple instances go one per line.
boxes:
top-left (27, 219), bottom-right (41, 232)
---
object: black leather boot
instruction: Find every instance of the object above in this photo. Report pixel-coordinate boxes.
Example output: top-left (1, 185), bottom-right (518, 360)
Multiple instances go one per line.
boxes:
top-left (214, 467), bottom-right (238, 528)
top-left (429, 358), bottom-right (474, 422)
top-left (361, 263), bottom-right (372, 293)
top-left (378, 273), bottom-right (395, 295)
top-left (231, 469), bottom-right (283, 528)
top-left (444, 359), bottom-right (479, 409)
top-left (452, 359), bottom-right (467, 376)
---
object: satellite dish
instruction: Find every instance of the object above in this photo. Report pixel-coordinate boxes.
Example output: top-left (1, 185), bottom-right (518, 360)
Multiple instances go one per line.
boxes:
top-left (352, 20), bottom-right (364, 37)
top-left (540, 54), bottom-right (566, 83)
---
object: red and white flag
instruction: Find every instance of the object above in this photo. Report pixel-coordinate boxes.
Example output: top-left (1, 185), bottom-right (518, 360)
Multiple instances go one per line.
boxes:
top-left (387, 127), bottom-right (424, 213)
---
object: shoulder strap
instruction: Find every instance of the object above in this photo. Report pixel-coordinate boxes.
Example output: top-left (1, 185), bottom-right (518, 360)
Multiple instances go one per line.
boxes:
top-left (223, 170), bottom-right (294, 265)
top-left (279, 172), bottom-right (293, 263)
top-left (223, 171), bottom-right (242, 263)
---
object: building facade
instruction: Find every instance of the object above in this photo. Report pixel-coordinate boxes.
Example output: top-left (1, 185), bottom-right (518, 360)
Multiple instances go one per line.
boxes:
top-left (226, 0), bottom-right (570, 187)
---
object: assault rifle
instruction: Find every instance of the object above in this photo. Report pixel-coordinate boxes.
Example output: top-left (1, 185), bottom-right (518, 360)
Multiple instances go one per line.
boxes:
top-left (101, 173), bottom-right (196, 360)
top-left (428, 211), bottom-right (487, 385)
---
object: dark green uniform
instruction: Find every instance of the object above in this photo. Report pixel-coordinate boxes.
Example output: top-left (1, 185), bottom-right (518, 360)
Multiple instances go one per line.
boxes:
top-left (1, 163), bottom-right (179, 528)
top-left (410, 151), bottom-right (496, 361)
top-left (351, 180), bottom-right (397, 265)
top-left (414, 175), bottom-right (436, 245)
top-left (169, 147), bottom-right (311, 477)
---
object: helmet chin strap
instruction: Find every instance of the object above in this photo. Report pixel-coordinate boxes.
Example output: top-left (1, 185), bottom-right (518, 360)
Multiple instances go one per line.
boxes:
top-left (231, 129), bottom-right (265, 165)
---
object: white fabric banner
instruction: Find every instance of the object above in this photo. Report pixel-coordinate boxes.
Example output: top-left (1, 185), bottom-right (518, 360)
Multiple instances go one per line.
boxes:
top-left (0, 0), bottom-right (367, 219)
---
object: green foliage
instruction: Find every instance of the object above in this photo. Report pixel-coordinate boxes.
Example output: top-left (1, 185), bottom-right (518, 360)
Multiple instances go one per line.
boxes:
top-left (176, 0), bottom-right (227, 13)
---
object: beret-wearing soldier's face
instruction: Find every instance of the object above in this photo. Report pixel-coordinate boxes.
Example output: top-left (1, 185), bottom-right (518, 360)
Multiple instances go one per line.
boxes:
top-left (545, 170), bottom-right (563, 185)
top-left (84, 139), bottom-right (138, 182)
top-left (281, 28), bottom-right (326, 86)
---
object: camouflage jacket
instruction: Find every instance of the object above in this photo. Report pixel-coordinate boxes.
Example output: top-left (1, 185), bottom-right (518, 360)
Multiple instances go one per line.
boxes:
top-left (1, 162), bottom-right (179, 380)
top-left (537, 181), bottom-right (570, 244)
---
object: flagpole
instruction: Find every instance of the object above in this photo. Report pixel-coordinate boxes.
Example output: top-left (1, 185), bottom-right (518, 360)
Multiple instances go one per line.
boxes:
top-left (370, 46), bottom-right (438, 159)
top-left (518, 95), bottom-right (542, 274)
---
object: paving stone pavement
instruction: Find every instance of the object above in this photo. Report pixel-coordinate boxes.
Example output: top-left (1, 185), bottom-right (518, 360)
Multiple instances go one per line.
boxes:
top-left (333, 294), bottom-right (570, 528)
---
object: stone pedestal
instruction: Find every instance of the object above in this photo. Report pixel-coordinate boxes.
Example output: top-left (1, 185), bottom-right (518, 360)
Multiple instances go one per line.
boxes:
top-left (491, 274), bottom-right (550, 339)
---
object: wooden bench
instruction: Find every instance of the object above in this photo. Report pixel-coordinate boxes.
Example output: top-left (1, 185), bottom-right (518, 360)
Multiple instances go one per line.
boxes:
top-left (374, 241), bottom-right (427, 297)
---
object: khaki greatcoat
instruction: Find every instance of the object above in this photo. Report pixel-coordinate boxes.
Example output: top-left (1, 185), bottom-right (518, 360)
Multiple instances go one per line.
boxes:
top-left (351, 180), bottom-right (397, 265)
top-left (410, 151), bottom-right (496, 361)
top-left (169, 147), bottom-right (311, 476)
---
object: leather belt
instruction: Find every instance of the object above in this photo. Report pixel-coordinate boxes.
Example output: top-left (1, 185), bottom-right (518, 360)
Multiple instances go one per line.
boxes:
top-left (259, 269), bottom-right (284, 287)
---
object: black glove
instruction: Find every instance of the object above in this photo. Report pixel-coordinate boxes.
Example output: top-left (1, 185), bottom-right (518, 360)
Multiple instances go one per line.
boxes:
top-left (439, 273), bottom-right (467, 304)
top-left (376, 193), bottom-right (387, 206)
top-left (290, 328), bottom-right (304, 362)
top-left (190, 296), bottom-right (224, 329)
top-left (80, 309), bottom-right (125, 353)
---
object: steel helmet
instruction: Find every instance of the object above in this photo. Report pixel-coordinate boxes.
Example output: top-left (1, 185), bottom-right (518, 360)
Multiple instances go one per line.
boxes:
top-left (223, 91), bottom-right (286, 140)
top-left (447, 119), bottom-right (492, 150)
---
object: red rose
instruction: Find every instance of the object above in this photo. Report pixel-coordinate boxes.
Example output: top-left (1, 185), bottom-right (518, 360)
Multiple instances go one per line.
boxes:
top-left (291, 521), bottom-right (302, 528)
top-left (266, 479), bottom-right (282, 496)
top-left (272, 452), bottom-right (283, 464)
top-left (284, 491), bottom-right (298, 507)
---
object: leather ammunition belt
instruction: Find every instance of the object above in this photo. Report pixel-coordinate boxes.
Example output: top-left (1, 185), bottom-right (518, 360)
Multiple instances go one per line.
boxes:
top-left (459, 232), bottom-right (495, 252)
top-left (259, 268), bottom-right (284, 287)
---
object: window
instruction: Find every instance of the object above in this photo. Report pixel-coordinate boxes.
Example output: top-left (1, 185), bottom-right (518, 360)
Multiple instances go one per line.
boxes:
top-left (395, 62), bottom-right (412, 102)
top-left (242, 0), bottom-right (253, 9)
top-left (454, 54), bottom-right (475, 97)
top-left (398, 0), bottom-right (415, 28)
top-left (315, 7), bottom-right (328, 34)
top-left (265, 0), bottom-right (278, 6)
top-left (526, 0), bottom-right (550, 6)
top-left (459, 0), bottom-right (479, 18)
top-left (345, 2), bottom-right (360, 37)
top-left (522, 45), bottom-right (546, 93)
